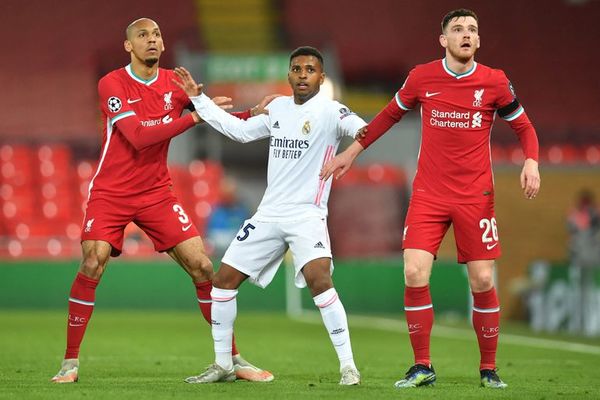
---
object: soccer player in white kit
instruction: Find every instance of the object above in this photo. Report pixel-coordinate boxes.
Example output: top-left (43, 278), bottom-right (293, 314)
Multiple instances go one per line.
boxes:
top-left (174, 47), bottom-right (365, 385)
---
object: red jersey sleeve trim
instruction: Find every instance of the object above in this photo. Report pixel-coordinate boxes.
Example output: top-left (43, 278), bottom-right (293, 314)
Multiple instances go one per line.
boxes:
top-left (357, 98), bottom-right (407, 149)
top-left (110, 111), bottom-right (135, 125)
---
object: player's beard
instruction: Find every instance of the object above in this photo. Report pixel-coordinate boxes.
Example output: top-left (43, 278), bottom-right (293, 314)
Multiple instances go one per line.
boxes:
top-left (449, 46), bottom-right (475, 64)
top-left (144, 57), bottom-right (159, 67)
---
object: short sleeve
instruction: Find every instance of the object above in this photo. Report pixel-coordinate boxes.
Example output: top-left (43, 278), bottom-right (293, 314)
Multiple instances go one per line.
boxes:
top-left (395, 68), bottom-right (420, 111)
top-left (335, 103), bottom-right (367, 138)
top-left (495, 70), bottom-right (524, 121)
top-left (495, 70), bottom-right (518, 109)
top-left (98, 75), bottom-right (136, 126)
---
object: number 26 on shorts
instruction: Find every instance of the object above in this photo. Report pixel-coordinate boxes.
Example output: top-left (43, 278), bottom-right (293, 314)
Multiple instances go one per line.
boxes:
top-left (479, 217), bottom-right (498, 243)
top-left (236, 223), bottom-right (256, 241)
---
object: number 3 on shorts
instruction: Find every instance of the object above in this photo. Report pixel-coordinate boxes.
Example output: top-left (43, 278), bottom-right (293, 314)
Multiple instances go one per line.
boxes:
top-left (236, 223), bottom-right (256, 241)
top-left (172, 204), bottom-right (190, 224)
top-left (479, 217), bottom-right (498, 243)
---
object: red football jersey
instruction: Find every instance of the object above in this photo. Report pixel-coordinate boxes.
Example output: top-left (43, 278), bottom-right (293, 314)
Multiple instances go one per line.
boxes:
top-left (91, 65), bottom-right (193, 199)
top-left (369, 59), bottom-right (531, 204)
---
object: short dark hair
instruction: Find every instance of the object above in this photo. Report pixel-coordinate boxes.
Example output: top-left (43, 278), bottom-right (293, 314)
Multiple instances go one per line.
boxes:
top-left (289, 46), bottom-right (324, 67)
top-left (441, 9), bottom-right (478, 33)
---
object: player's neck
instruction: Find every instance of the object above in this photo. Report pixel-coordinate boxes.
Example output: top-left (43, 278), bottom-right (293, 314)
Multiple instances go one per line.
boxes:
top-left (130, 59), bottom-right (159, 81)
top-left (444, 55), bottom-right (475, 75)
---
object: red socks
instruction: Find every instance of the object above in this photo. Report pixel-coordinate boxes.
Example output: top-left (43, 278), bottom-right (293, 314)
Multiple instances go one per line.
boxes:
top-left (65, 273), bottom-right (99, 359)
top-left (472, 287), bottom-right (500, 370)
top-left (404, 285), bottom-right (434, 366)
top-left (195, 280), bottom-right (238, 356)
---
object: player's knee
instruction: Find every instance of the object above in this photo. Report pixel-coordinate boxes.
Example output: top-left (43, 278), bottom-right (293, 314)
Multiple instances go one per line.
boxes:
top-left (471, 272), bottom-right (494, 292)
top-left (212, 272), bottom-right (236, 290)
top-left (188, 256), bottom-right (213, 282)
top-left (404, 264), bottom-right (428, 286)
top-left (80, 254), bottom-right (105, 279)
top-left (307, 275), bottom-right (333, 297)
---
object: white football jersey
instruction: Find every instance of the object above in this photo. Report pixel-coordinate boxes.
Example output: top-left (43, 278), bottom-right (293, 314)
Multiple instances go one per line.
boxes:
top-left (191, 91), bottom-right (366, 221)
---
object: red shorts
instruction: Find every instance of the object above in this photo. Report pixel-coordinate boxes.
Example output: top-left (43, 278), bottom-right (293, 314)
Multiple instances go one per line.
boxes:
top-left (402, 196), bottom-right (501, 263)
top-left (81, 191), bottom-right (199, 257)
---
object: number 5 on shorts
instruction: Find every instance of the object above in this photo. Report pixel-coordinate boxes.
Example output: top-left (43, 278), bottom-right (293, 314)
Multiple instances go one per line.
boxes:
top-left (236, 223), bottom-right (256, 241)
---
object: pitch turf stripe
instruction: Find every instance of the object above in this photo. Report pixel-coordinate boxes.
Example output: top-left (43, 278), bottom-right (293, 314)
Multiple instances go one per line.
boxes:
top-left (68, 297), bottom-right (94, 306)
top-left (473, 306), bottom-right (500, 313)
top-left (292, 312), bottom-right (600, 355)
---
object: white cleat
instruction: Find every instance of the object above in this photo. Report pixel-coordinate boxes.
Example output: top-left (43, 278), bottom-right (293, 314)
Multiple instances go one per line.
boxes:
top-left (339, 366), bottom-right (361, 385)
top-left (232, 354), bottom-right (274, 382)
top-left (51, 359), bottom-right (79, 383)
top-left (184, 364), bottom-right (236, 384)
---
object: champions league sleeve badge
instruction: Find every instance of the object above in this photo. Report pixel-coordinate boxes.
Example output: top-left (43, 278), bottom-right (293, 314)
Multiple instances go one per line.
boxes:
top-left (107, 96), bottom-right (122, 113)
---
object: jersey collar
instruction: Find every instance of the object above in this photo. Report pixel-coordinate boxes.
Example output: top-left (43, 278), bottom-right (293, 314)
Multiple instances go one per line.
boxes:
top-left (442, 58), bottom-right (477, 80)
top-left (295, 90), bottom-right (324, 107)
top-left (125, 64), bottom-right (159, 85)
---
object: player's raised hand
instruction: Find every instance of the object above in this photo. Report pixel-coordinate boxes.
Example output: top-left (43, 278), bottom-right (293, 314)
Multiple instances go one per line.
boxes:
top-left (520, 158), bottom-right (540, 199)
top-left (212, 96), bottom-right (234, 110)
top-left (251, 94), bottom-right (282, 116)
top-left (173, 67), bottom-right (203, 97)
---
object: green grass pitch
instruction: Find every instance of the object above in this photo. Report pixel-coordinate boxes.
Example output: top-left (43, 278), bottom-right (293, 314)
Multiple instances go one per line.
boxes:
top-left (1, 310), bottom-right (599, 399)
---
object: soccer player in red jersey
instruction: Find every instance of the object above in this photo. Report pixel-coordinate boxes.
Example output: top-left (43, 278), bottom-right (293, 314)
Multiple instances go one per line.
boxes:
top-left (51, 18), bottom-right (273, 384)
top-left (320, 9), bottom-right (541, 389)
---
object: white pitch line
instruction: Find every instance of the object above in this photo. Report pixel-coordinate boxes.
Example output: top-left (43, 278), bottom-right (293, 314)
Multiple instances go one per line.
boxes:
top-left (291, 312), bottom-right (600, 356)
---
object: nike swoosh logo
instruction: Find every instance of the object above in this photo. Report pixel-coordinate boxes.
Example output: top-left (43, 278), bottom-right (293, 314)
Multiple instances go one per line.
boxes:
top-left (483, 333), bottom-right (499, 338)
top-left (182, 223), bottom-right (193, 232)
top-left (425, 91), bottom-right (441, 98)
top-left (69, 323), bottom-right (84, 327)
top-left (409, 330), bottom-right (420, 335)
top-left (486, 243), bottom-right (498, 250)
top-left (127, 98), bottom-right (142, 104)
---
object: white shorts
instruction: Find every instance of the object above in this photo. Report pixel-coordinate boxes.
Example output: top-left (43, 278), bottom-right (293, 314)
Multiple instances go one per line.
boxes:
top-left (221, 216), bottom-right (333, 288)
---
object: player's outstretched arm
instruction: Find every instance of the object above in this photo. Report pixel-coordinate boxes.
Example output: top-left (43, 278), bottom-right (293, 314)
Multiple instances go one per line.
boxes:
top-left (173, 67), bottom-right (204, 97)
top-left (320, 138), bottom-right (365, 181)
top-left (520, 158), bottom-right (540, 199)
top-left (173, 67), bottom-right (270, 143)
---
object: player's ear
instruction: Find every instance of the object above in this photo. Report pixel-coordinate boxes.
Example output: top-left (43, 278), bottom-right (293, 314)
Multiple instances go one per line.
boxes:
top-left (319, 72), bottom-right (325, 85)
top-left (124, 40), bottom-right (132, 53)
top-left (439, 34), bottom-right (448, 49)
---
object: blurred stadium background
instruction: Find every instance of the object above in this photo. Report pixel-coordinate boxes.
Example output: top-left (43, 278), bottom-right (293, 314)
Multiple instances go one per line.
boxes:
top-left (1, 1), bottom-right (599, 393)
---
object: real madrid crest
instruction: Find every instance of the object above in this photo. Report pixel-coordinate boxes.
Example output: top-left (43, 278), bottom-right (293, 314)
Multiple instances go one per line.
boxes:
top-left (302, 120), bottom-right (311, 135)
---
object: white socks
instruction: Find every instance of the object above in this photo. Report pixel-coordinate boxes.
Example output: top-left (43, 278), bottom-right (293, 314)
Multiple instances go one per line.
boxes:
top-left (313, 288), bottom-right (356, 371)
top-left (211, 287), bottom-right (238, 370)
